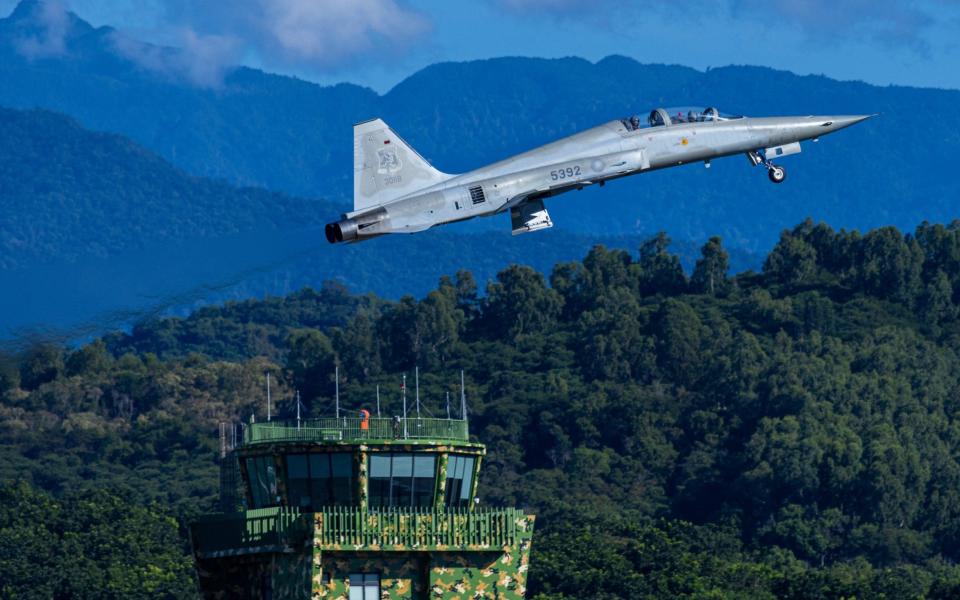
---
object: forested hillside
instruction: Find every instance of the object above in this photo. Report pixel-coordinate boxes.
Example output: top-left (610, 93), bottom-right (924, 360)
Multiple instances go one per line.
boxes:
top-left (2, 1), bottom-right (959, 249)
top-left (5, 220), bottom-right (960, 598)
top-left (0, 107), bottom-right (334, 269)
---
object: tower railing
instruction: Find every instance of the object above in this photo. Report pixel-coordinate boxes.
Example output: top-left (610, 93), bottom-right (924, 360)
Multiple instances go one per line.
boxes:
top-left (315, 506), bottom-right (521, 549)
top-left (190, 507), bottom-right (310, 557)
top-left (190, 506), bottom-right (523, 556)
top-left (242, 416), bottom-right (469, 445)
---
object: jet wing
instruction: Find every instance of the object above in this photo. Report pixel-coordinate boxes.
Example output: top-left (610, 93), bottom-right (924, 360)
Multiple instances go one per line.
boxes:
top-left (510, 198), bottom-right (553, 235)
top-left (506, 179), bottom-right (593, 211)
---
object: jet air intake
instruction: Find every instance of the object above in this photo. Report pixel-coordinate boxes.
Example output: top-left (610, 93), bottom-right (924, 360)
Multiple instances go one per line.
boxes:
top-left (325, 207), bottom-right (388, 244)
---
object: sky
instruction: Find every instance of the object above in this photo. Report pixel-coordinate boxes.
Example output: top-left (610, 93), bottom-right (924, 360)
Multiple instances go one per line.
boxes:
top-left (2, 0), bottom-right (960, 92)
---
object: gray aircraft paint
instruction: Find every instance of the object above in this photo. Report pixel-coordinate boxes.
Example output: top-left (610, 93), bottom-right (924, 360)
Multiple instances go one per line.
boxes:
top-left (326, 109), bottom-right (872, 244)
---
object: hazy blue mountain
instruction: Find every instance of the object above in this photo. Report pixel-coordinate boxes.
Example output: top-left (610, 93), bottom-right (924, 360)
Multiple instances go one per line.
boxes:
top-left (0, 0), bottom-right (375, 200)
top-left (0, 107), bottom-right (336, 269)
top-left (1, 1), bottom-right (958, 252)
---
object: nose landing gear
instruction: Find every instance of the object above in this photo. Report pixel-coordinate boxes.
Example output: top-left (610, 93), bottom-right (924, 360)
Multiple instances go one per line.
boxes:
top-left (768, 165), bottom-right (786, 183)
top-left (746, 150), bottom-right (787, 184)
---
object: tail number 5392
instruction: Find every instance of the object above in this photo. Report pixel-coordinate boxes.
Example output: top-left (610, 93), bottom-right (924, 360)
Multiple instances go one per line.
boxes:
top-left (550, 166), bottom-right (581, 181)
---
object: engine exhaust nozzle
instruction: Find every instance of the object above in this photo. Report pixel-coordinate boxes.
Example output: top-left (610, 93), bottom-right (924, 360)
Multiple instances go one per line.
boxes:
top-left (325, 218), bottom-right (358, 244)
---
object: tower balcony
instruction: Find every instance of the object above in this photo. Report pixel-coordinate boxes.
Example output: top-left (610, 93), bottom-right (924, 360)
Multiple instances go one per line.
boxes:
top-left (191, 506), bottom-right (532, 558)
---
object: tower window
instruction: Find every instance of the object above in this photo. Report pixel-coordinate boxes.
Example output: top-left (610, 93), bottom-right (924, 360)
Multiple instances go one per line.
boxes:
top-left (349, 573), bottom-right (380, 600)
top-left (245, 456), bottom-right (278, 508)
top-left (285, 453), bottom-right (354, 509)
top-left (445, 454), bottom-right (475, 507)
top-left (368, 453), bottom-right (436, 508)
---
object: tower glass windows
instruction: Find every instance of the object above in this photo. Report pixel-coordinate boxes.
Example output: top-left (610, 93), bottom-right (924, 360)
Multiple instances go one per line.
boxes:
top-left (348, 574), bottom-right (380, 600)
top-left (245, 456), bottom-right (278, 508)
top-left (367, 453), bottom-right (436, 508)
top-left (284, 453), bottom-right (354, 509)
top-left (444, 454), bottom-right (475, 507)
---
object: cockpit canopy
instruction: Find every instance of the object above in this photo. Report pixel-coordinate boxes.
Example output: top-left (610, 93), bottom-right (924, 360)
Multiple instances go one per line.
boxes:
top-left (621, 107), bottom-right (744, 131)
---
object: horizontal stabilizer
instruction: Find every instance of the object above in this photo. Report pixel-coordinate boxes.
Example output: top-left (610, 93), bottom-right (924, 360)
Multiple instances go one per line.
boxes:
top-left (511, 199), bottom-right (553, 235)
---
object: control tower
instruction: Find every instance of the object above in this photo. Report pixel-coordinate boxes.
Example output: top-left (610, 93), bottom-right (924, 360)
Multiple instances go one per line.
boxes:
top-left (190, 411), bottom-right (535, 599)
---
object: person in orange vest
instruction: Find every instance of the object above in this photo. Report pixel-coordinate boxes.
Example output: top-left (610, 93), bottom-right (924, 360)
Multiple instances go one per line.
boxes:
top-left (359, 409), bottom-right (371, 433)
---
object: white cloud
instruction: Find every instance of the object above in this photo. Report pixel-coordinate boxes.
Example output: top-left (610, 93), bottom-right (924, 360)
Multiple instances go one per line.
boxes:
top-left (161, 0), bottom-right (431, 72)
top-left (109, 28), bottom-right (242, 89)
top-left (13, 0), bottom-right (71, 59)
top-left (7, 0), bottom-right (431, 86)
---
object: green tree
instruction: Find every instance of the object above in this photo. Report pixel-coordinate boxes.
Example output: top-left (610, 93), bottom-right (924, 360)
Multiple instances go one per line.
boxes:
top-left (0, 351), bottom-right (20, 392)
top-left (285, 328), bottom-right (337, 403)
top-left (65, 339), bottom-right (113, 377)
top-left (412, 283), bottom-right (464, 368)
top-left (764, 230), bottom-right (817, 284)
top-left (652, 299), bottom-right (702, 384)
top-left (454, 269), bottom-right (480, 322)
top-left (690, 236), bottom-right (730, 295)
top-left (855, 226), bottom-right (924, 303)
top-left (484, 265), bottom-right (562, 340)
top-left (19, 343), bottom-right (63, 390)
top-left (330, 309), bottom-right (382, 379)
top-left (920, 269), bottom-right (957, 324)
top-left (637, 232), bottom-right (686, 296)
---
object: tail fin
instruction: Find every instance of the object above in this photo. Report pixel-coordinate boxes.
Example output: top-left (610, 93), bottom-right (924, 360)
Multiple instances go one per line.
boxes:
top-left (353, 118), bottom-right (451, 213)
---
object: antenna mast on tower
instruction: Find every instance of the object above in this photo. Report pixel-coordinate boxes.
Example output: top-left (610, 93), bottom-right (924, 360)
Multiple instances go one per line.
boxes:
top-left (460, 369), bottom-right (468, 424)
top-left (415, 366), bottom-right (421, 419)
top-left (402, 374), bottom-right (408, 438)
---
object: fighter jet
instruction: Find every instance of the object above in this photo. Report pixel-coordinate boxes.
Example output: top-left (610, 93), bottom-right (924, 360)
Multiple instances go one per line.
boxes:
top-left (325, 107), bottom-right (872, 243)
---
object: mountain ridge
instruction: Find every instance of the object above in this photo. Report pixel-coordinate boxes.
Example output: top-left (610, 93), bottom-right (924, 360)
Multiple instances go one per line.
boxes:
top-left (0, 106), bottom-right (337, 270)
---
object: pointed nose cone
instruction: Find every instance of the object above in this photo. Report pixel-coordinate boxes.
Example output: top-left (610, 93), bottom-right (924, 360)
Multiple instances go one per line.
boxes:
top-left (820, 114), bottom-right (875, 133)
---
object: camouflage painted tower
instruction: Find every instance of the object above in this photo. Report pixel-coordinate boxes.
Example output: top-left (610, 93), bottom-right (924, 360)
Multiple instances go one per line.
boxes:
top-left (190, 408), bottom-right (535, 599)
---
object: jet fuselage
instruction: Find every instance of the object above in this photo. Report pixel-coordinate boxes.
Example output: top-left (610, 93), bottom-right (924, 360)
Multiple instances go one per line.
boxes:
top-left (326, 110), bottom-right (871, 243)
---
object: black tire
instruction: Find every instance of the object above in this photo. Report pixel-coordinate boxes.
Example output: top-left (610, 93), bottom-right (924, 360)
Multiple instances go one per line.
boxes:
top-left (768, 166), bottom-right (786, 184)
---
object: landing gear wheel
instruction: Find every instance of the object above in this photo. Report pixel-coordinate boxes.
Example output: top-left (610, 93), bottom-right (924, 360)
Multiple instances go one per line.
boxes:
top-left (768, 165), bottom-right (786, 184)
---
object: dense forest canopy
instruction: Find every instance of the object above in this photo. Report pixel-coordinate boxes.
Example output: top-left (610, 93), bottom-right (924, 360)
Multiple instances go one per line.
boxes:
top-left (5, 219), bottom-right (960, 598)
